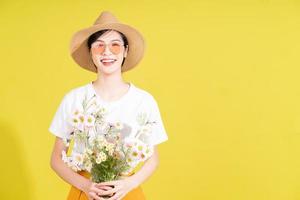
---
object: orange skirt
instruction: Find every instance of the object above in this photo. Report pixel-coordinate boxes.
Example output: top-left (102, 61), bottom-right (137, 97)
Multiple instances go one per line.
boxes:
top-left (66, 170), bottom-right (146, 200)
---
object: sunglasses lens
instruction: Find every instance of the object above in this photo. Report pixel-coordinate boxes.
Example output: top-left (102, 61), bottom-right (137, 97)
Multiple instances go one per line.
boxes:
top-left (110, 43), bottom-right (121, 54)
top-left (92, 44), bottom-right (105, 54)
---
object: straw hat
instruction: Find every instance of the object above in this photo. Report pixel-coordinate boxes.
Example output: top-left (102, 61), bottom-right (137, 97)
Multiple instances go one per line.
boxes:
top-left (69, 11), bottom-right (145, 73)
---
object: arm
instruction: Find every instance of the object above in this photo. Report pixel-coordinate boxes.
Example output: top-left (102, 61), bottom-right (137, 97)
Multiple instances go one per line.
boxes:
top-left (50, 137), bottom-right (107, 200)
top-left (129, 145), bottom-right (160, 188)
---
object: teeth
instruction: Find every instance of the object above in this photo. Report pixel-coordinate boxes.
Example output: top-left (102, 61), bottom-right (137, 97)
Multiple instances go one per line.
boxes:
top-left (101, 59), bottom-right (116, 63)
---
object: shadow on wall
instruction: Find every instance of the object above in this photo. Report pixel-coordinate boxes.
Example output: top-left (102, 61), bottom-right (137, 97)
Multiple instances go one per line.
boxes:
top-left (0, 120), bottom-right (32, 199)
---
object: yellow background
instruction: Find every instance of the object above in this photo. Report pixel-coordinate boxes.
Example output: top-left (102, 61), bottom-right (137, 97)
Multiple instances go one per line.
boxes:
top-left (1, 0), bottom-right (300, 199)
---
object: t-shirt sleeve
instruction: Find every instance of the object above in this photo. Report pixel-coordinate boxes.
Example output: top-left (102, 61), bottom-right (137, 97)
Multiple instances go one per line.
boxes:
top-left (146, 95), bottom-right (169, 146)
top-left (48, 93), bottom-right (73, 139)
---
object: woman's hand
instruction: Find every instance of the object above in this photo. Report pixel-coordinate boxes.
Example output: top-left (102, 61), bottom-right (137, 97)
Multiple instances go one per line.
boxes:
top-left (95, 176), bottom-right (139, 200)
top-left (83, 179), bottom-right (114, 200)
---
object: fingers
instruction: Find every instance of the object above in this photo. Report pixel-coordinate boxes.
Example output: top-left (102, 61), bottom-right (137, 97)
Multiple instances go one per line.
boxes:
top-left (91, 187), bottom-right (106, 195)
top-left (86, 182), bottom-right (116, 200)
top-left (89, 183), bottom-right (109, 198)
top-left (97, 180), bottom-right (120, 186)
top-left (96, 185), bottom-right (114, 190)
top-left (100, 186), bottom-right (121, 196)
top-left (89, 191), bottom-right (102, 200)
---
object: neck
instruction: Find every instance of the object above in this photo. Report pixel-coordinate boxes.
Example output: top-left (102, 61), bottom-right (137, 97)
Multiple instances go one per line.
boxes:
top-left (92, 72), bottom-right (129, 99)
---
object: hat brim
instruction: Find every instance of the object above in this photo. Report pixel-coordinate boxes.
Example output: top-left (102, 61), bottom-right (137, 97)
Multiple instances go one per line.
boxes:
top-left (70, 23), bottom-right (145, 73)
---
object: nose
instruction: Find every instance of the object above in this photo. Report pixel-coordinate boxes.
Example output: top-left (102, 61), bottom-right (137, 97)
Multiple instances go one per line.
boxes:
top-left (102, 44), bottom-right (112, 55)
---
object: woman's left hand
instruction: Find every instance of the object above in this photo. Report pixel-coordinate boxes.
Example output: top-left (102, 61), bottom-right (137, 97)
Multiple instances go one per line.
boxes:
top-left (95, 176), bottom-right (139, 200)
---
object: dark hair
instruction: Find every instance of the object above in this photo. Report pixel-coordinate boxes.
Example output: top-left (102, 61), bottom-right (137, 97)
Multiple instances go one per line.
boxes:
top-left (87, 29), bottom-right (129, 70)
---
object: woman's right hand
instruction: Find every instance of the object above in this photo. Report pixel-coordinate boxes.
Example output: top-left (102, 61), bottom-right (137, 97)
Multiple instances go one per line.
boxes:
top-left (83, 179), bottom-right (113, 200)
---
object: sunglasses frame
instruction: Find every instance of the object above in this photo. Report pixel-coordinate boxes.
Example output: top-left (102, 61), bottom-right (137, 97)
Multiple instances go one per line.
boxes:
top-left (91, 41), bottom-right (126, 55)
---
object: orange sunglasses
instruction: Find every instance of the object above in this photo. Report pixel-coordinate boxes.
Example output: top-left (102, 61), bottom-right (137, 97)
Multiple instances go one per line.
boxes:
top-left (91, 41), bottom-right (125, 55)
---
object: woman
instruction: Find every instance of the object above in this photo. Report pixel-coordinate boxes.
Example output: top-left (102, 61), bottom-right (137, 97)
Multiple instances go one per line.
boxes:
top-left (49, 11), bottom-right (168, 200)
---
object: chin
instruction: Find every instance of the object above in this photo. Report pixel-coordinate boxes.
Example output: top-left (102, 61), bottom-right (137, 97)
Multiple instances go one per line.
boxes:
top-left (98, 65), bottom-right (121, 75)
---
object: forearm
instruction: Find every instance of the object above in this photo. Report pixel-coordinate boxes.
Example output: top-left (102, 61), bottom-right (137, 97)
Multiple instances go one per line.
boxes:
top-left (130, 148), bottom-right (159, 188)
top-left (50, 156), bottom-right (90, 191)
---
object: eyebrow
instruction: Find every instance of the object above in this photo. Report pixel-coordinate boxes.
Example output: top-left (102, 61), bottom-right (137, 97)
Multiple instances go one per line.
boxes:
top-left (95, 39), bottom-right (122, 42)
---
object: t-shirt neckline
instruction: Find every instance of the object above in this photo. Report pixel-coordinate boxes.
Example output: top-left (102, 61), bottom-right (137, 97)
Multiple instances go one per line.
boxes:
top-left (88, 81), bottom-right (134, 105)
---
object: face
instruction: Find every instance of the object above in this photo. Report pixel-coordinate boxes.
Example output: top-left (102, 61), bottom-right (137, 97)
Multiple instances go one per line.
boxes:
top-left (90, 30), bottom-right (128, 75)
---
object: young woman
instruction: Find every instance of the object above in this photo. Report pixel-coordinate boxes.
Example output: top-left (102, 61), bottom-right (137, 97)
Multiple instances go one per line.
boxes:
top-left (49, 11), bottom-right (168, 200)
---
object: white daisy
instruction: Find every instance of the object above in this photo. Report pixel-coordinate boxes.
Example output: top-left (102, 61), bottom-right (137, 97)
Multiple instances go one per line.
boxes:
top-left (70, 115), bottom-right (80, 128)
top-left (95, 157), bottom-right (102, 164)
top-left (98, 151), bottom-right (107, 162)
top-left (84, 161), bottom-right (93, 172)
top-left (72, 152), bottom-right (84, 165)
top-left (85, 114), bottom-right (95, 128)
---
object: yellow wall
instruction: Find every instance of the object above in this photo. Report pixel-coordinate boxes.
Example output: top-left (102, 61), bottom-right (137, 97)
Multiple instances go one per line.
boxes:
top-left (1, 0), bottom-right (300, 199)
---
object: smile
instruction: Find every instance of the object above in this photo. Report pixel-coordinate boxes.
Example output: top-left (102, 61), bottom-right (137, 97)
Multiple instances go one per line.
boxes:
top-left (100, 59), bottom-right (117, 66)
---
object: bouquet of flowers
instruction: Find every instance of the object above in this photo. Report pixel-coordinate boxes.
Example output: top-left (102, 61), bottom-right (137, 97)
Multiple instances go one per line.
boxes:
top-left (61, 93), bottom-right (155, 184)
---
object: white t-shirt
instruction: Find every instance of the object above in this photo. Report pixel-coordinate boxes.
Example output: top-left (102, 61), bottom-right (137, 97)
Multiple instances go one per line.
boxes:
top-left (48, 82), bottom-right (168, 148)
